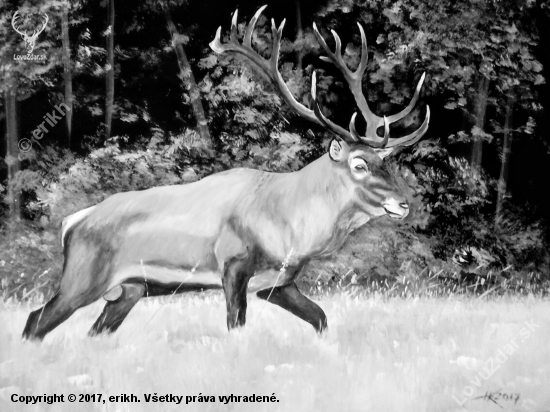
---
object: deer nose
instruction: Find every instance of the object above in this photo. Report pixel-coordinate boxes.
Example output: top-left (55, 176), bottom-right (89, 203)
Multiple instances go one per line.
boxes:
top-left (383, 198), bottom-right (409, 219)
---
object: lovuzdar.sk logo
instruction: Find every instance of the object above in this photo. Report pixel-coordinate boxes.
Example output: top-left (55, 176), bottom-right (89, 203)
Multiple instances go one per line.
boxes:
top-left (12, 11), bottom-right (48, 61)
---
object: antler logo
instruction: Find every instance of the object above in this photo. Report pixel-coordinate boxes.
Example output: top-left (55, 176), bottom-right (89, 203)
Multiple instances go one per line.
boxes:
top-left (12, 11), bottom-right (49, 54)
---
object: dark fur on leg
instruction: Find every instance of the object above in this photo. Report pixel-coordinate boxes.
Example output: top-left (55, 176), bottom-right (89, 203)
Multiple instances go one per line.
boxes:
top-left (89, 283), bottom-right (145, 336)
top-left (257, 282), bottom-right (327, 333)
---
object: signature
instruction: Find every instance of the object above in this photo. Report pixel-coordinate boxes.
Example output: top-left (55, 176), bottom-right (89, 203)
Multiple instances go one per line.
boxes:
top-left (473, 390), bottom-right (520, 407)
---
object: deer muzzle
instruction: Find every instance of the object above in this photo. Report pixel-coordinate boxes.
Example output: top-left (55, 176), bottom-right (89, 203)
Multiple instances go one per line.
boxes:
top-left (383, 198), bottom-right (409, 219)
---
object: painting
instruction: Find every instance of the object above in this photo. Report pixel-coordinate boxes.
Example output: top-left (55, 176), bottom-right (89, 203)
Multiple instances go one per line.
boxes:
top-left (1, 1), bottom-right (549, 411)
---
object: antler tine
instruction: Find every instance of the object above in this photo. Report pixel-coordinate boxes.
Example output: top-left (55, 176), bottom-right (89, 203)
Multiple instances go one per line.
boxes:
top-left (230, 9), bottom-right (239, 43)
top-left (311, 72), bottom-right (353, 140)
top-left (270, 18), bottom-right (285, 72)
top-left (349, 113), bottom-right (361, 142)
top-left (385, 72), bottom-right (426, 124)
top-left (381, 116), bottom-right (390, 147)
top-left (384, 106), bottom-right (430, 148)
top-left (244, 5), bottom-right (267, 47)
top-left (355, 23), bottom-right (368, 79)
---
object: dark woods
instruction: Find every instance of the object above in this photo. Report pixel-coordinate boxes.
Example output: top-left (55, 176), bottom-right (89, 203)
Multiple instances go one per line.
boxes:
top-left (1, 0), bottom-right (549, 300)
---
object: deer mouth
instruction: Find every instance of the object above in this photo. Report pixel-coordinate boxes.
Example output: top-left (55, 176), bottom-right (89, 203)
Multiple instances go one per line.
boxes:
top-left (383, 201), bottom-right (409, 219)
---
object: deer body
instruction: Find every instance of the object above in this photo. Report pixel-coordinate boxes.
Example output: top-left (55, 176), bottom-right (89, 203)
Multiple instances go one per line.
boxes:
top-left (61, 154), bottom-right (367, 295)
top-left (23, 6), bottom-right (429, 340)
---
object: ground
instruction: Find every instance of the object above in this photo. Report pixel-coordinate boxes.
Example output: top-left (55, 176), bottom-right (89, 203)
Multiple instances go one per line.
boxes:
top-left (0, 293), bottom-right (549, 412)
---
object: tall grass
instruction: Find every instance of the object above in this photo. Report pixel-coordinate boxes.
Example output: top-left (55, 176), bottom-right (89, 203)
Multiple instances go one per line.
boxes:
top-left (1, 293), bottom-right (549, 411)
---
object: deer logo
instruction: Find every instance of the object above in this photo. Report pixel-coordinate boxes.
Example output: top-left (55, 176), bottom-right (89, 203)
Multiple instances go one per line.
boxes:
top-left (12, 11), bottom-right (49, 55)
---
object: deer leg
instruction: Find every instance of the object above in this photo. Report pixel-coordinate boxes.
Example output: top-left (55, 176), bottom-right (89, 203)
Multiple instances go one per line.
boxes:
top-left (22, 282), bottom-right (104, 342)
top-left (22, 294), bottom-right (78, 341)
top-left (222, 255), bottom-right (254, 330)
top-left (89, 283), bottom-right (145, 336)
top-left (257, 282), bottom-right (327, 333)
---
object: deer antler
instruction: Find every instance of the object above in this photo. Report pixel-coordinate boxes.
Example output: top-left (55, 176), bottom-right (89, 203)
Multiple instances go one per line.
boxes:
top-left (311, 71), bottom-right (391, 145)
top-left (11, 12), bottom-right (49, 54)
top-left (210, 5), bottom-right (429, 149)
top-left (210, 6), bottom-right (352, 142)
top-left (313, 23), bottom-right (429, 148)
top-left (11, 12), bottom-right (27, 37)
top-left (32, 13), bottom-right (49, 38)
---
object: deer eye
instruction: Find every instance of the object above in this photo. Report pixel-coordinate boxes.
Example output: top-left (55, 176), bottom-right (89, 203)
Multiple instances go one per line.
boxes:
top-left (350, 158), bottom-right (369, 174)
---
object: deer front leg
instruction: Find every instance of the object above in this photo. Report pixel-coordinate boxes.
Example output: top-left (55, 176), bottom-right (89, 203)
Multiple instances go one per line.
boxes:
top-left (257, 282), bottom-right (327, 333)
top-left (222, 255), bottom-right (254, 330)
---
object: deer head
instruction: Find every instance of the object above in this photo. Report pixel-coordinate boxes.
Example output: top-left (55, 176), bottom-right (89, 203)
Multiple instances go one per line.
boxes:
top-left (210, 6), bottom-right (429, 219)
top-left (12, 11), bottom-right (49, 54)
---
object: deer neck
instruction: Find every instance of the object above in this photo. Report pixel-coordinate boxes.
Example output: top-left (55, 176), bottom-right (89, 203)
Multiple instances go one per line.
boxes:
top-left (281, 154), bottom-right (369, 255)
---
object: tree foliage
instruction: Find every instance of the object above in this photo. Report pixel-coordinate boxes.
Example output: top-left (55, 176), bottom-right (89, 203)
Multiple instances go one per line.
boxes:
top-left (1, 0), bottom-right (549, 300)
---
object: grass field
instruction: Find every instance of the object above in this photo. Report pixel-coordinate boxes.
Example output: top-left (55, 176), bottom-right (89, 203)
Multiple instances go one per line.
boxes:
top-left (1, 292), bottom-right (549, 412)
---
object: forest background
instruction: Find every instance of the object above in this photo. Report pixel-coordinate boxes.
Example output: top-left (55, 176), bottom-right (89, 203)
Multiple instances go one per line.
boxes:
top-left (1, 0), bottom-right (549, 302)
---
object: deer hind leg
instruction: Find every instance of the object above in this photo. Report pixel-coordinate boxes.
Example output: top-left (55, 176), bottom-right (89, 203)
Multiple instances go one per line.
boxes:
top-left (89, 283), bottom-right (145, 336)
top-left (22, 281), bottom-right (105, 342)
top-left (22, 293), bottom-right (78, 341)
top-left (257, 282), bottom-right (327, 333)
top-left (23, 247), bottom-right (118, 341)
top-left (222, 254), bottom-right (255, 330)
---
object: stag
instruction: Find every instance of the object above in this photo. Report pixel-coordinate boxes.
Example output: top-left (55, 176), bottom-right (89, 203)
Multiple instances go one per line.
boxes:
top-left (23, 6), bottom-right (429, 341)
top-left (12, 11), bottom-right (48, 54)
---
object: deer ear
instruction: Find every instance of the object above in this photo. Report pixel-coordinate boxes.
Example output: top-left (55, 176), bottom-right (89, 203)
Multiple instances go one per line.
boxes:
top-left (328, 139), bottom-right (346, 162)
top-left (373, 147), bottom-right (395, 160)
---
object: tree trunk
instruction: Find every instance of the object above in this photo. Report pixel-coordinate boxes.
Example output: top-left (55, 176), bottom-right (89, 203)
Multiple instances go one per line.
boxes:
top-left (495, 92), bottom-right (515, 227)
top-left (164, 6), bottom-right (211, 148)
top-left (4, 79), bottom-right (21, 222)
top-left (295, 0), bottom-right (303, 71)
top-left (471, 75), bottom-right (489, 171)
top-left (61, 5), bottom-right (74, 148)
top-left (105, 0), bottom-right (115, 141)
